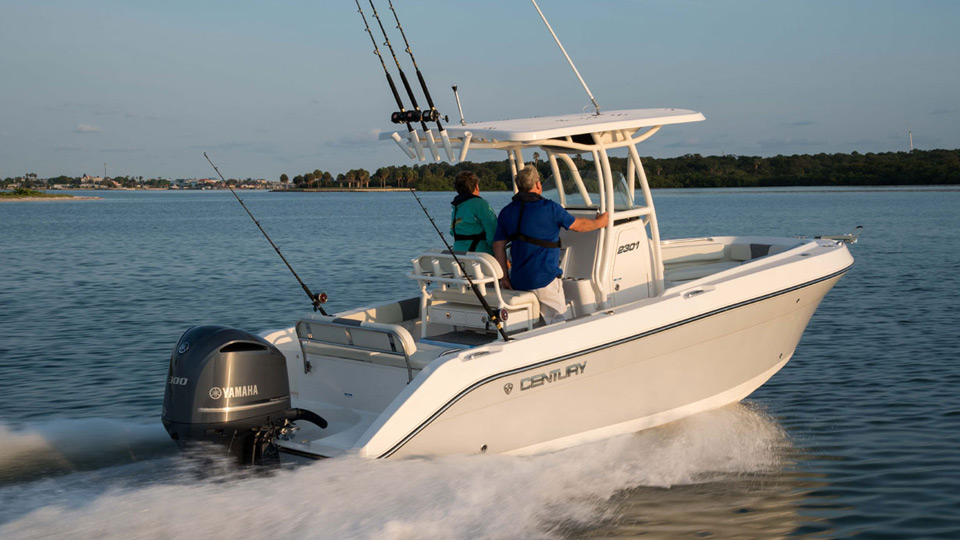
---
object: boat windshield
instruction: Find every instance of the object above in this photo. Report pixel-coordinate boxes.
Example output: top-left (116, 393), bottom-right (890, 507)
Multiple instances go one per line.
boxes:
top-left (542, 169), bottom-right (634, 210)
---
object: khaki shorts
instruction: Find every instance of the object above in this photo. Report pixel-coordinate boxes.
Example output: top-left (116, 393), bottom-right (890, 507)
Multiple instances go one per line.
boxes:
top-left (531, 277), bottom-right (567, 325)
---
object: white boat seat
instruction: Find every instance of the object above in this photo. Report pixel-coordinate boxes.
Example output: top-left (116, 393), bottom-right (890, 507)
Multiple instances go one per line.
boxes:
top-left (338, 297), bottom-right (420, 325)
top-left (431, 287), bottom-right (541, 320)
top-left (664, 261), bottom-right (741, 282)
top-left (296, 315), bottom-right (421, 378)
top-left (661, 241), bottom-right (725, 264)
top-left (414, 249), bottom-right (502, 279)
top-left (409, 249), bottom-right (539, 334)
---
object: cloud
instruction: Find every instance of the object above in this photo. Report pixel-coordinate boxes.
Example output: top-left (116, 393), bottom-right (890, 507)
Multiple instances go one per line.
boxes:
top-left (76, 124), bottom-right (101, 133)
top-left (55, 144), bottom-right (85, 152)
top-left (123, 111), bottom-right (167, 121)
top-left (788, 120), bottom-right (815, 127)
top-left (48, 102), bottom-right (121, 117)
top-left (929, 108), bottom-right (950, 116)
top-left (46, 101), bottom-right (86, 112)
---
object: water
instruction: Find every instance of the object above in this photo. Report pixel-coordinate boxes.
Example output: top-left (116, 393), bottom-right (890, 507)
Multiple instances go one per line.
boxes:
top-left (1, 188), bottom-right (958, 538)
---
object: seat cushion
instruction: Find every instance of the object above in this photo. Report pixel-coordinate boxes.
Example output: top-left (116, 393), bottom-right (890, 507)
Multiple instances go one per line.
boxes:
top-left (431, 287), bottom-right (540, 320)
top-left (664, 261), bottom-right (740, 282)
top-left (661, 242), bottom-right (725, 264)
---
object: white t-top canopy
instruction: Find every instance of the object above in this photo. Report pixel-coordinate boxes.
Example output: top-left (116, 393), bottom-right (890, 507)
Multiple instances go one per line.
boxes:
top-left (442, 108), bottom-right (704, 142)
top-left (377, 108), bottom-right (704, 143)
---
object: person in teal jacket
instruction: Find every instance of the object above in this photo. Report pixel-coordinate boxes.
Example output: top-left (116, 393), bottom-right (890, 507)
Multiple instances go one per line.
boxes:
top-left (450, 171), bottom-right (498, 255)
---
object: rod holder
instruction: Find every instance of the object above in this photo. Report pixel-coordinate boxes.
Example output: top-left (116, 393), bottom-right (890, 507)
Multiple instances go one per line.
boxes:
top-left (408, 130), bottom-right (426, 161)
top-left (425, 129), bottom-right (441, 161)
top-left (440, 130), bottom-right (456, 161)
top-left (391, 132), bottom-right (416, 160)
top-left (459, 131), bottom-right (473, 162)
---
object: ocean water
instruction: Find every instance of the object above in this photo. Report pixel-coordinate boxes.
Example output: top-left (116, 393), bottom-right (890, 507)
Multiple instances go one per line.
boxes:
top-left (0, 187), bottom-right (958, 539)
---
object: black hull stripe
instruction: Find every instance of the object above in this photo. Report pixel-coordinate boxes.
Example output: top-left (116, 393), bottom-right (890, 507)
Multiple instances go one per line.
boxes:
top-left (379, 264), bottom-right (852, 458)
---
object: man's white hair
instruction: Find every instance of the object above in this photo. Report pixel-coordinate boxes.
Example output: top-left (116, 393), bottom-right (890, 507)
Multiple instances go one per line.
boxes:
top-left (516, 165), bottom-right (540, 192)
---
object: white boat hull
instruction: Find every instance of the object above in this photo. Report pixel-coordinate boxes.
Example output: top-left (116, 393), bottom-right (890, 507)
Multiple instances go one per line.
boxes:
top-left (367, 272), bottom-right (843, 458)
top-left (270, 237), bottom-right (852, 459)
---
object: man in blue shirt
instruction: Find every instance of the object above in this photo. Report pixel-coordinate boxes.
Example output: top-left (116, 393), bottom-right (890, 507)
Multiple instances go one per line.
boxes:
top-left (493, 165), bottom-right (608, 324)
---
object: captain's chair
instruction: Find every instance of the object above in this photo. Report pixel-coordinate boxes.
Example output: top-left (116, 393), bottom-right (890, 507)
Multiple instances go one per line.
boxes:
top-left (408, 249), bottom-right (540, 337)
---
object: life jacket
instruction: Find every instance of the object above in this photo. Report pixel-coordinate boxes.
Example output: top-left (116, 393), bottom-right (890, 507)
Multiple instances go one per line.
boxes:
top-left (451, 193), bottom-right (487, 252)
top-left (507, 192), bottom-right (562, 249)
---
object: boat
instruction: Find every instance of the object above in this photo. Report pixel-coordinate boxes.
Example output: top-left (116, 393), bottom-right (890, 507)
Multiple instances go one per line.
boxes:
top-left (161, 4), bottom-right (856, 464)
top-left (161, 107), bottom-right (855, 462)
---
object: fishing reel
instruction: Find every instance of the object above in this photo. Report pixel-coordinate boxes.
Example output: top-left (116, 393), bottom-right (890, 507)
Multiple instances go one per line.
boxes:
top-left (391, 110), bottom-right (421, 124)
top-left (390, 109), bottom-right (445, 124)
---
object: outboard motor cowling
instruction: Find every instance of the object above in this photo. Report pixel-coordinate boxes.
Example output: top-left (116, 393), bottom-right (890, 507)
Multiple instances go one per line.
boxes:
top-left (162, 325), bottom-right (323, 464)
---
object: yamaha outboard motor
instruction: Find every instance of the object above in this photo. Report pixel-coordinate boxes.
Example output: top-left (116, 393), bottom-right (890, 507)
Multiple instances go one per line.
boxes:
top-left (162, 325), bottom-right (326, 465)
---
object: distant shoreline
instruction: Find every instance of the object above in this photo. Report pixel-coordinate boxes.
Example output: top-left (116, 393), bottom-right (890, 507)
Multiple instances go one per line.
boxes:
top-left (271, 187), bottom-right (411, 193)
top-left (0, 195), bottom-right (101, 202)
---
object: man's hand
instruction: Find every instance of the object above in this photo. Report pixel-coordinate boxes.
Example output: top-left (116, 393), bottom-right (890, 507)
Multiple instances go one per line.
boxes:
top-left (499, 276), bottom-right (512, 290)
top-left (595, 211), bottom-right (609, 228)
top-left (570, 212), bottom-right (609, 232)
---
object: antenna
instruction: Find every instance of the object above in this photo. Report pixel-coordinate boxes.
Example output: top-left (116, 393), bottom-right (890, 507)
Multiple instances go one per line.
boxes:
top-left (452, 84), bottom-right (466, 126)
top-left (529, 0), bottom-right (601, 115)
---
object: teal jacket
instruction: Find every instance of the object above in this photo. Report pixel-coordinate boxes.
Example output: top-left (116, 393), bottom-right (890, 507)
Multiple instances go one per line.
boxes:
top-left (450, 194), bottom-right (498, 255)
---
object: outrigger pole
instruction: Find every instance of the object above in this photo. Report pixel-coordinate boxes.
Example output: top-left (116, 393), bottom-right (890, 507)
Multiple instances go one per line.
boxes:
top-left (387, 0), bottom-right (456, 161)
top-left (354, 0), bottom-right (424, 160)
top-left (409, 189), bottom-right (511, 342)
top-left (366, 0), bottom-right (441, 162)
top-left (204, 152), bottom-right (329, 315)
top-left (529, 0), bottom-right (601, 116)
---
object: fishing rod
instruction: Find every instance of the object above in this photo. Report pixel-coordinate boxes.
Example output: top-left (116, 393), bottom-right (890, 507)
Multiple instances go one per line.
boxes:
top-left (354, 0), bottom-right (424, 160)
top-left (204, 152), bottom-right (328, 315)
top-left (366, 0), bottom-right (441, 161)
top-left (409, 188), bottom-right (511, 342)
top-left (387, 0), bottom-right (456, 161)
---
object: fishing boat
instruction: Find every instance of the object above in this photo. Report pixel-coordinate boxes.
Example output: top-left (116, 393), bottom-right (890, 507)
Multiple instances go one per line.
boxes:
top-left (161, 2), bottom-right (856, 463)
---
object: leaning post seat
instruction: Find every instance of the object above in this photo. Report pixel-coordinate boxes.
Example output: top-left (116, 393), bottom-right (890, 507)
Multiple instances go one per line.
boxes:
top-left (408, 249), bottom-right (540, 337)
top-left (296, 314), bottom-right (421, 382)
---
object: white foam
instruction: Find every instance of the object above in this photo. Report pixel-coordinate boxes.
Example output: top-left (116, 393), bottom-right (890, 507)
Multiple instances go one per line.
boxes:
top-left (0, 404), bottom-right (788, 540)
top-left (0, 418), bottom-right (175, 484)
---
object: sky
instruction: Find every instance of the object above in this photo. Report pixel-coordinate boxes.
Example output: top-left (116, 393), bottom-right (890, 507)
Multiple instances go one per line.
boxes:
top-left (1, 0), bottom-right (958, 180)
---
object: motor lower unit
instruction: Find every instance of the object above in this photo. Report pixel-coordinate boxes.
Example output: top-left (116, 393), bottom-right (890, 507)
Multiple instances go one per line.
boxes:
top-left (161, 325), bottom-right (326, 464)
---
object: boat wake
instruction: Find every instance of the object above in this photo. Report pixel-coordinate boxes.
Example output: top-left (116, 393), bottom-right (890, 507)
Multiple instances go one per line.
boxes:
top-left (0, 418), bottom-right (176, 485)
top-left (0, 404), bottom-right (788, 540)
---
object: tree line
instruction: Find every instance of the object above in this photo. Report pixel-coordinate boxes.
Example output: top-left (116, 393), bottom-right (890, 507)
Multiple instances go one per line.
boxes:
top-left (280, 149), bottom-right (960, 191)
top-left (7, 149), bottom-right (958, 191)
